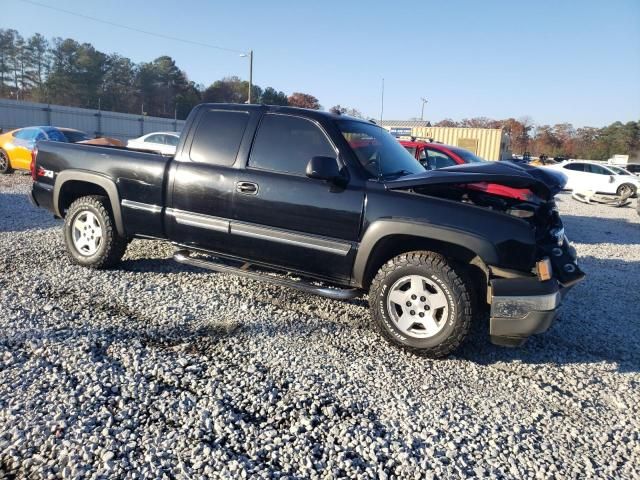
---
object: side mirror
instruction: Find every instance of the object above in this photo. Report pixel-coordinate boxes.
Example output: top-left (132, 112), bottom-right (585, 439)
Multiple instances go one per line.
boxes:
top-left (609, 175), bottom-right (615, 183)
top-left (306, 156), bottom-right (341, 182)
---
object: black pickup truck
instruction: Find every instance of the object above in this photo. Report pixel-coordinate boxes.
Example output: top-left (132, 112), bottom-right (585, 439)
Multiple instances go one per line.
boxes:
top-left (30, 104), bottom-right (584, 357)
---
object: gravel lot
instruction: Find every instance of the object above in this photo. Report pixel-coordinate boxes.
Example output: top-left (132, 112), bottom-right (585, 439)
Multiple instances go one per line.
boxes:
top-left (1, 172), bottom-right (639, 479)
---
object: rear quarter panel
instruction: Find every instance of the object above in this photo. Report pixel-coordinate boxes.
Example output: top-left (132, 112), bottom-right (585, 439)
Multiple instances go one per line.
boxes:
top-left (35, 141), bottom-right (171, 237)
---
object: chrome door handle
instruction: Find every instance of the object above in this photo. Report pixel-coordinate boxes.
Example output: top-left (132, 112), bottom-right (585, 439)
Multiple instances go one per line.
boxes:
top-left (236, 181), bottom-right (258, 195)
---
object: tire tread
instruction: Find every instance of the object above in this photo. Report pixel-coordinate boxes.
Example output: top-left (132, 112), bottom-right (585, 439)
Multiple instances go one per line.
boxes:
top-left (369, 251), bottom-right (472, 358)
top-left (64, 195), bottom-right (127, 269)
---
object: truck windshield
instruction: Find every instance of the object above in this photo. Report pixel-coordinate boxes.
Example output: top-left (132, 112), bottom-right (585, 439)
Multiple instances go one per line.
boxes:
top-left (337, 120), bottom-right (424, 179)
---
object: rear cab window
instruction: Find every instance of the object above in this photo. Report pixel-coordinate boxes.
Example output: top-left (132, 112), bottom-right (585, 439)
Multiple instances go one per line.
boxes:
top-left (189, 110), bottom-right (249, 166)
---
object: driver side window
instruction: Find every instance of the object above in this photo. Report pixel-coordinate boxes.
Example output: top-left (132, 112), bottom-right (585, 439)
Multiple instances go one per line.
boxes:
top-left (248, 114), bottom-right (336, 176)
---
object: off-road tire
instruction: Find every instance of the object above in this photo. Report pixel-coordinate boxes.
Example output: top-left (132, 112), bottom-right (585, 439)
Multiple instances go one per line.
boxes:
top-left (616, 183), bottom-right (637, 198)
top-left (369, 251), bottom-right (472, 358)
top-left (0, 150), bottom-right (13, 174)
top-left (63, 195), bottom-right (127, 269)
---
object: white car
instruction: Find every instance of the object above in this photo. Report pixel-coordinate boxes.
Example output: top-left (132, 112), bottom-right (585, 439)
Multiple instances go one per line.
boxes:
top-left (127, 132), bottom-right (180, 155)
top-left (544, 160), bottom-right (639, 197)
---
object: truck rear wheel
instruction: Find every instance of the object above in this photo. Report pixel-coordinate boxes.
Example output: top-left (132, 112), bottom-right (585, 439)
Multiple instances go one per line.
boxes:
top-left (369, 251), bottom-right (472, 357)
top-left (63, 195), bottom-right (127, 269)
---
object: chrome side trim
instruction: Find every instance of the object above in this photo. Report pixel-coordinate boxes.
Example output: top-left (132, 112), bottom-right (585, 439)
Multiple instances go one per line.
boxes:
top-left (121, 199), bottom-right (162, 214)
top-left (230, 222), bottom-right (351, 256)
top-left (166, 208), bottom-right (351, 255)
top-left (166, 208), bottom-right (229, 233)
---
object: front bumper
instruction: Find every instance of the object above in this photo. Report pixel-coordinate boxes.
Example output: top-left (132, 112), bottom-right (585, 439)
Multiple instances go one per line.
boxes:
top-left (488, 276), bottom-right (583, 347)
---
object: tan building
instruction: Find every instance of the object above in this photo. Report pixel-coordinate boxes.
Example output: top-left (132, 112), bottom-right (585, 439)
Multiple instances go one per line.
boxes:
top-left (380, 120), bottom-right (511, 161)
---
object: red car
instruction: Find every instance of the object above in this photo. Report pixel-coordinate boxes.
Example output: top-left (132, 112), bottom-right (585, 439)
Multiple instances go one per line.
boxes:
top-left (399, 139), bottom-right (532, 201)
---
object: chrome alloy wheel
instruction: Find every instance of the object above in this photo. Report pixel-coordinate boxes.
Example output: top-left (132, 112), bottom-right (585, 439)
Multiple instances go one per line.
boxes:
top-left (0, 151), bottom-right (8, 171)
top-left (618, 184), bottom-right (633, 197)
top-left (386, 274), bottom-right (449, 338)
top-left (72, 211), bottom-right (103, 256)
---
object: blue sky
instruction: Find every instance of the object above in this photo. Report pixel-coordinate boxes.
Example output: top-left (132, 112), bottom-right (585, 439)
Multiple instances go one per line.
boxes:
top-left (4, 0), bottom-right (639, 127)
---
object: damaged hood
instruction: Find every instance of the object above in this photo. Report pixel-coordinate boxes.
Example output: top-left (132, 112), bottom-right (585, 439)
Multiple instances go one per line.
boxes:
top-left (384, 161), bottom-right (567, 200)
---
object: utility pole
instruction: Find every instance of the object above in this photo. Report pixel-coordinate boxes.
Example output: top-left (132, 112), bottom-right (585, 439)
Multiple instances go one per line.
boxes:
top-left (241, 50), bottom-right (254, 104)
top-left (420, 97), bottom-right (428, 121)
top-left (249, 50), bottom-right (253, 104)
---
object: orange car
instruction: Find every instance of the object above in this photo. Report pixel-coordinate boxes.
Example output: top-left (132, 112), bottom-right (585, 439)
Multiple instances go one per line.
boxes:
top-left (0, 126), bottom-right (123, 174)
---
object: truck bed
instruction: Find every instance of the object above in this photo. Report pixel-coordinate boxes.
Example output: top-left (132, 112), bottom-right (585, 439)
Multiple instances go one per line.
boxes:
top-left (32, 141), bottom-right (171, 238)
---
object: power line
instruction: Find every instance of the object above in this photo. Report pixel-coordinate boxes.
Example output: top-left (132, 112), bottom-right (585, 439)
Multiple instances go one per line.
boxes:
top-left (15, 0), bottom-right (247, 54)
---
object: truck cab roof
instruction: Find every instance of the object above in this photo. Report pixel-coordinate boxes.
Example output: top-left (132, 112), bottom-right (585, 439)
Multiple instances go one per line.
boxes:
top-left (194, 103), bottom-right (370, 125)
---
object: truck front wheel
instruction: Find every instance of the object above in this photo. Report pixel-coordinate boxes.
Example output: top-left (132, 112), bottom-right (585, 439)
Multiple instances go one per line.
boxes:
top-left (369, 251), bottom-right (472, 357)
top-left (63, 195), bottom-right (127, 269)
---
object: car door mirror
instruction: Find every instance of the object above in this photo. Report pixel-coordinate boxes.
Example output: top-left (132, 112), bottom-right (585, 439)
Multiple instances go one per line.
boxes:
top-left (609, 175), bottom-right (615, 183)
top-left (306, 156), bottom-right (341, 182)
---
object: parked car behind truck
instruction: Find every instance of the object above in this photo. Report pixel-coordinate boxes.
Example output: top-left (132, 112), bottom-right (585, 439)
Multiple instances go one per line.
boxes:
top-left (544, 160), bottom-right (639, 197)
top-left (399, 139), bottom-right (534, 201)
top-left (30, 104), bottom-right (584, 357)
top-left (0, 126), bottom-right (122, 174)
top-left (127, 131), bottom-right (180, 155)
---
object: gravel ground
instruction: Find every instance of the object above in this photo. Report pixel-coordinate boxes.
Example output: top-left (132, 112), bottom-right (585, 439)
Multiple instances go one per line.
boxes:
top-left (1, 172), bottom-right (639, 479)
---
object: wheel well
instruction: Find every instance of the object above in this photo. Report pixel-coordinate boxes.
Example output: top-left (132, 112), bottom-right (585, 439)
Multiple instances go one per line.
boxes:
top-left (58, 181), bottom-right (109, 216)
top-left (361, 234), bottom-right (489, 300)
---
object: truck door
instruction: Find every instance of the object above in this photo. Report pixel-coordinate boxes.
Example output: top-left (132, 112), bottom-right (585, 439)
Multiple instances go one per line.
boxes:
top-left (165, 108), bottom-right (253, 251)
top-left (230, 113), bottom-right (364, 282)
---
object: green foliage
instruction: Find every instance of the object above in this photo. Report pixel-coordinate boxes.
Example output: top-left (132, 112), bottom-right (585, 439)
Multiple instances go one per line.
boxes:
top-left (202, 76), bottom-right (260, 104)
top-left (260, 87), bottom-right (288, 106)
top-left (287, 92), bottom-right (321, 110)
top-left (0, 28), bottom-right (316, 120)
top-left (434, 116), bottom-right (638, 160)
top-left (329, 105), bottom-right (364, 118)
top-left (47, 37), bottom-right (107, 108)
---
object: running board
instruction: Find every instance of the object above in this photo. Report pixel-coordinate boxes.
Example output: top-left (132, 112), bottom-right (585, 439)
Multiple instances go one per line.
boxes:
top-left (173, 250), bottom-right (360, 300)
